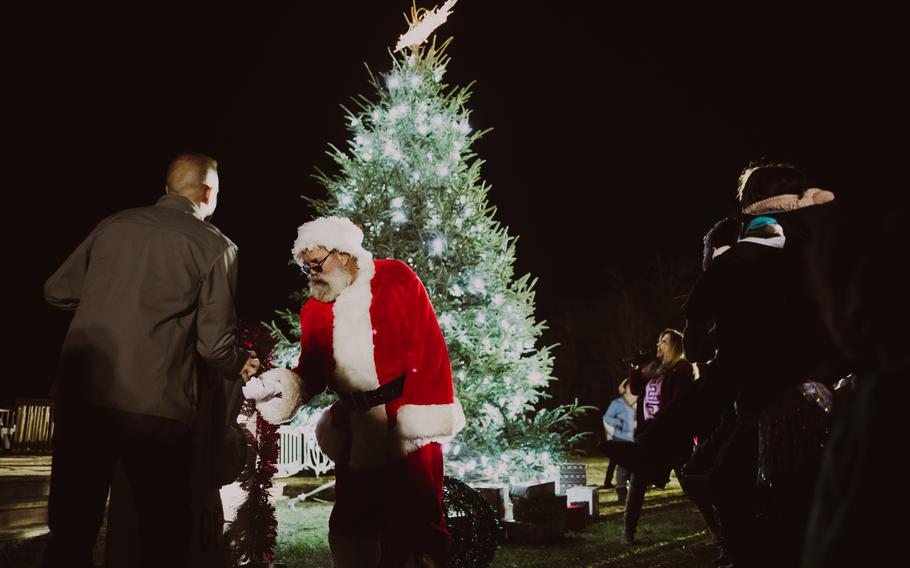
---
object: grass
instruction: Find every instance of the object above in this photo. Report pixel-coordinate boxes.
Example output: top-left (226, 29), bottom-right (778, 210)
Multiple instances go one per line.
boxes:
top-left (274, 488), bottom-right (715, 568)
top-left (0, 458), bottom-right (716, 567)
top-left (275, 498), bottom-right (334, 567)
top-left (273, 457), bottom-right (717, 567)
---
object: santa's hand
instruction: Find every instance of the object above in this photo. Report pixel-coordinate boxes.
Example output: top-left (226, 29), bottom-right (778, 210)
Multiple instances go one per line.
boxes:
top-left (242, 376), bottom-right (281, 401)
top-left (253, 369), bottom-right (304, 425)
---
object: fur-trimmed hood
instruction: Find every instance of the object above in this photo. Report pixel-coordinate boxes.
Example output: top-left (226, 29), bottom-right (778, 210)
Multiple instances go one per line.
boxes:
top-left (743, 187), bottom-right (835, 215)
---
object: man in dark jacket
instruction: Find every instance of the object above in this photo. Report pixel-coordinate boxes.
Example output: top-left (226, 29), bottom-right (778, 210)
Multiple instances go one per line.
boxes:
top-left (42, 153), bottom-right (259, 567)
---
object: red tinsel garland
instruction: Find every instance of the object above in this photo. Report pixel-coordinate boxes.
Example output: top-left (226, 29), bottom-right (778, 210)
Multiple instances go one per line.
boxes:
top-left (250, 412), bottom-right (280, 560)
top-left (225, 322), bottom-right (281, 564)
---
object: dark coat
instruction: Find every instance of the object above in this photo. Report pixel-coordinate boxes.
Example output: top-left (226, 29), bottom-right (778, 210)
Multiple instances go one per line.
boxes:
top-left (44, 194), bottom-right (250, 425)
top-left (684, 202), bottom-right (845, 414)
top-left (628, 360), bottom-right (695, 433)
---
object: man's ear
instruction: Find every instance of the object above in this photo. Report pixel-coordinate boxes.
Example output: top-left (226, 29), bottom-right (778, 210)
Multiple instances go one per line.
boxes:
top-left (201, 185), bottom-right (213, 204)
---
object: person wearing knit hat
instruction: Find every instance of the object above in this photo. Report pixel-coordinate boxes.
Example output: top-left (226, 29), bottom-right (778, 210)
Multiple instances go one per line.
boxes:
top-left (251, 216), bottom-right (464, 568)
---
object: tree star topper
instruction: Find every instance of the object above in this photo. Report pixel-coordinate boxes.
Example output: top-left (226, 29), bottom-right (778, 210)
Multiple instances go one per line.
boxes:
top-left (395, 0), bottom-right (457, 52)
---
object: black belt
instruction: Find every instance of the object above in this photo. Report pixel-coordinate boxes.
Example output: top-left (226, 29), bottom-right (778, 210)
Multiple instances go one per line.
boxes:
top-left (337, 374), bottom-right (406, 413)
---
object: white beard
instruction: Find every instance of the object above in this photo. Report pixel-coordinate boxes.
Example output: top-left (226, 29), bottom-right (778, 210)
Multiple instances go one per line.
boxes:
top-left (309, 264), bottom-right (353, 302)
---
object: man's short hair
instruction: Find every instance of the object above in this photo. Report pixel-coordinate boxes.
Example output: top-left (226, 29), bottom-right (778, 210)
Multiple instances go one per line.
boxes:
top-left (166, 153), bottom-right (218, 198)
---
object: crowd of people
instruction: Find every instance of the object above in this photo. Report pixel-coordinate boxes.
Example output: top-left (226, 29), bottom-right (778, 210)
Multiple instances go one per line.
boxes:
top-left (41, 152), bottom-right (900, 567)
top-left (601, 160), bottom-right (902, 567)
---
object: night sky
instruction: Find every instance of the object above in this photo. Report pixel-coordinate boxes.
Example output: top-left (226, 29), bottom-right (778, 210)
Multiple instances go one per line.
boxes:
top-left (6, 3), bottom-right (903, 405)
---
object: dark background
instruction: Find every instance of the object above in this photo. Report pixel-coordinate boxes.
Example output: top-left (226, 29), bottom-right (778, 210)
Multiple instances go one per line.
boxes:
top-left (5, 3), bottom-right (904, 425)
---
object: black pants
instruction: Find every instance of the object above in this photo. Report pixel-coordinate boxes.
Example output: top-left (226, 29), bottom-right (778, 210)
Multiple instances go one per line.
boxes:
top-left (604, 458), bottom-right (617, 486)
top-left (708, 422), bottom-right (759, 567)
top-left (677, 469), bottom-right (721, 541)
top-left (623, 466), bottom-right (681, 536)
top-left (42, 402), bottom-right (194, 568)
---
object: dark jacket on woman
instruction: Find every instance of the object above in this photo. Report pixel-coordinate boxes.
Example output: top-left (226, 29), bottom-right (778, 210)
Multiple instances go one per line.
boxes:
top-left (628, 360), bottom-right (695, 437)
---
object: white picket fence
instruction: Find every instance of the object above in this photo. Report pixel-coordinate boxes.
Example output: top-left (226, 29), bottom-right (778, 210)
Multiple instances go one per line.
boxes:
top-left (275, 424), bottom-right (334, 478)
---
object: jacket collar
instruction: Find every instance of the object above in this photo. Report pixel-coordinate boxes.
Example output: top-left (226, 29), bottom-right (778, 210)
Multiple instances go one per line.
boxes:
top-left (156, 193), bottom-right (204, 220)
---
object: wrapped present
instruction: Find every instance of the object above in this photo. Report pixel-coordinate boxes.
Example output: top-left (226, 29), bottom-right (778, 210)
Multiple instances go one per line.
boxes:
top-left (471, 483), bottom-right (508, 520)
top-left (566, 504), bottom-right (587, 532)
top-left (509, 480), bottom-right (555, 500)
top-left (558, 463), bottom-right (587, 493)
top-left (566, 485), bottom-right (601, 517)
top-left (503, 517), bottom-right (566, 543)
top-left (512, 494), bottom-right (567, 523)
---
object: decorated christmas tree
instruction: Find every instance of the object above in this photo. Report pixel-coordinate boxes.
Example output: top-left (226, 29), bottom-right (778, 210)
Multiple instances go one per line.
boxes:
top-left (268, 0), bottom-right (590, 482)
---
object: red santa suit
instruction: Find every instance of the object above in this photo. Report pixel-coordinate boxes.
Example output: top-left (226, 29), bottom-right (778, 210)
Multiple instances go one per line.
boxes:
top-left (289, 217), bottom-right (465, 566)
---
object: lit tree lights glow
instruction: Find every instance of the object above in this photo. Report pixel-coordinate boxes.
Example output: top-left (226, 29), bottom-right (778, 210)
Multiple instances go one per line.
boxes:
top-left (267, 9), bottom-right (590, 482)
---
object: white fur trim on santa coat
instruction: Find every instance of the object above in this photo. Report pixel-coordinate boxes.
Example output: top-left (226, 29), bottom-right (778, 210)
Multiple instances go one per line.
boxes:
top-left (392, 399), bottom-right (466, 456)
top-left (291, 217), bottom-right (371, 266)
top-left (315, 399), bottom-right (467, 466)
top-left (290, 216), bottom-right (378, 393)
top-left (330, 255), bottom-right (379, 393)
top-left (253, 368), bottom-right (303, 425)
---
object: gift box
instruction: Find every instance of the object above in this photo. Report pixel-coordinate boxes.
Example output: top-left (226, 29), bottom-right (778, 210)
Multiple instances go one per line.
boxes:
top-left (471, 483), bottom-right (508, 520)
top-left (509, 480), bottom-right (555, 500)
top-left (505, 479), bottom-right (567, 542)
top-left (512, 493), bottom-right (567, 523)
top-left (558, 463), bottom-right (587, 493)
top-left (503, 516), bottom-right (566, 543)
top-left (566, 504), bottom-right (587, 532)
top-left (566, 484), bottom-right (601, 517)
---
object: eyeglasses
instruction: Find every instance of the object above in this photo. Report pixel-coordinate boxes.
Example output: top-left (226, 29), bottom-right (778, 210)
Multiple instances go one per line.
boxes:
top-left (300, 250), bottom-right (334, 277)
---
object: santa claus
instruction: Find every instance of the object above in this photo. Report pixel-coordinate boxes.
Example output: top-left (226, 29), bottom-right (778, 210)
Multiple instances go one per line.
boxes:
top-left (250, 216), bottom-right (464, 567)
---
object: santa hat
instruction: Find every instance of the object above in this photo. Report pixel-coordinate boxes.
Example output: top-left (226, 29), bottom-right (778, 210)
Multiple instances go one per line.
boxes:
top-left (292, 217), bottom-right (372, 266)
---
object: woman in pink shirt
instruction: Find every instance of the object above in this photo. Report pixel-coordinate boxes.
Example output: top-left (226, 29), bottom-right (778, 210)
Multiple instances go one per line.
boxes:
top-left (622, 329), bottom-right (695, 544)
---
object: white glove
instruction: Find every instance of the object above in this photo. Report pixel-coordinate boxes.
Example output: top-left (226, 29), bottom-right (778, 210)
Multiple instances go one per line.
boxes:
top-left (252, 369), bottom-right (304, 425)
top-left (242, 376), bottom-right (282, 402)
